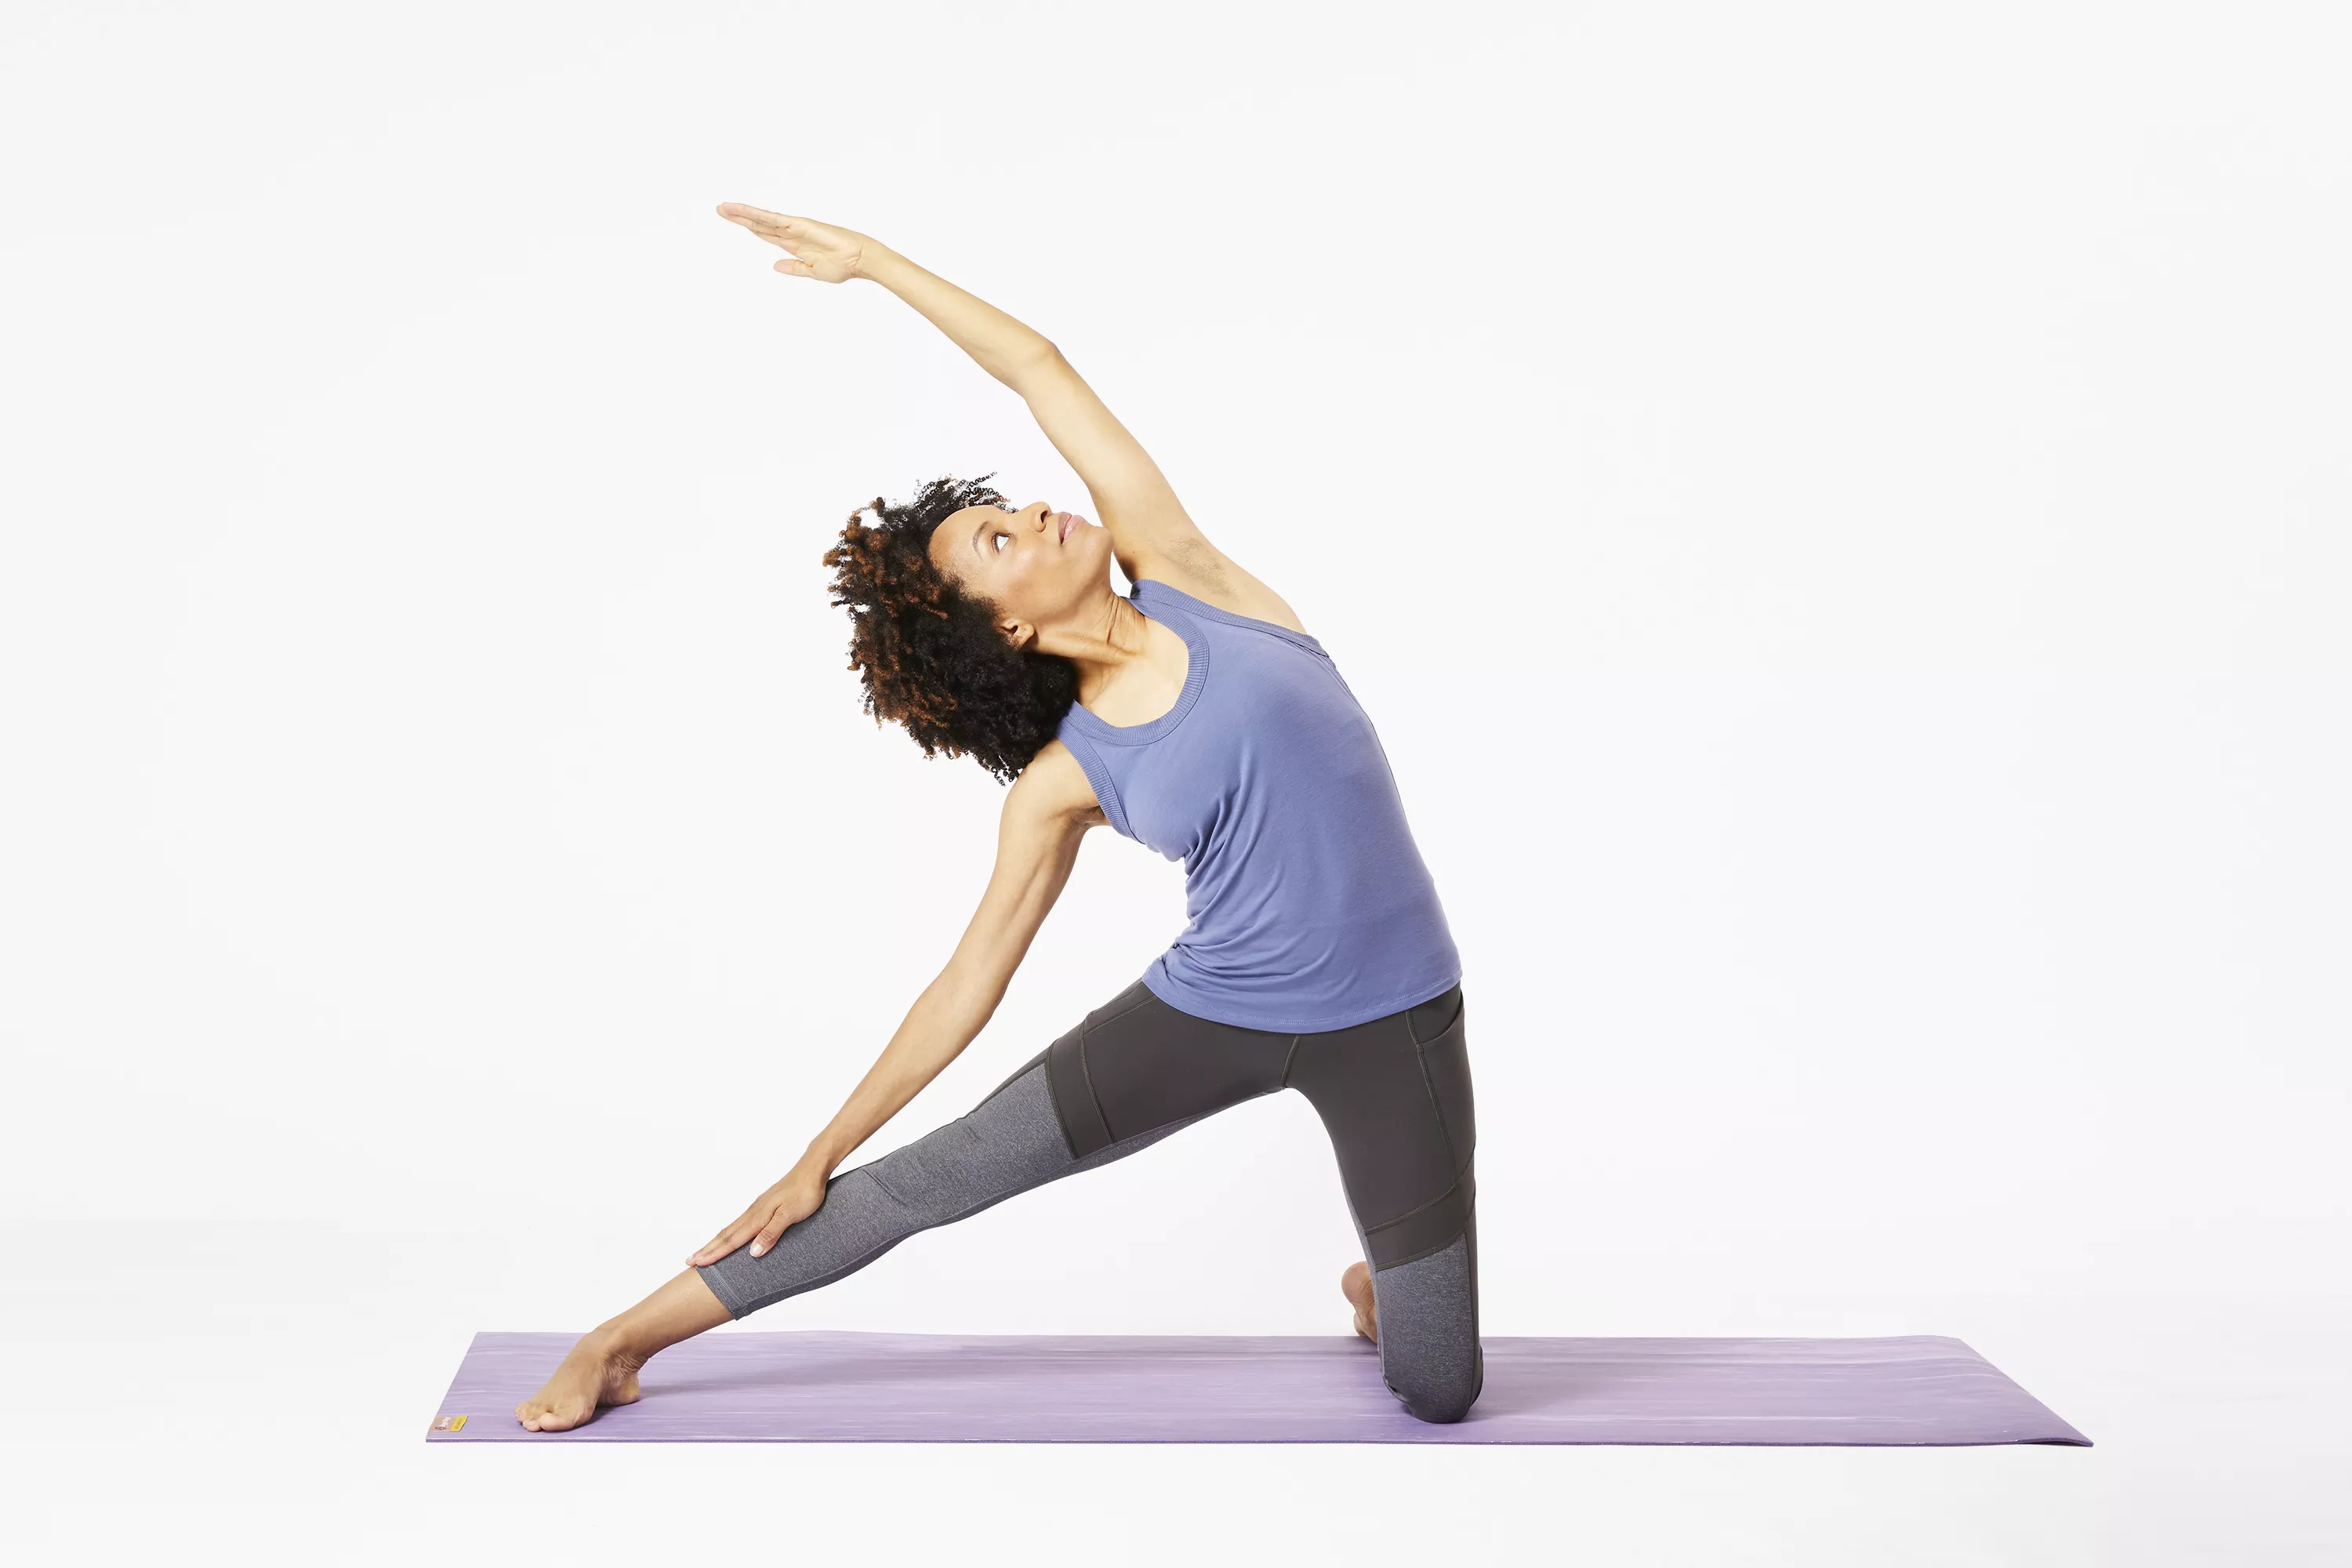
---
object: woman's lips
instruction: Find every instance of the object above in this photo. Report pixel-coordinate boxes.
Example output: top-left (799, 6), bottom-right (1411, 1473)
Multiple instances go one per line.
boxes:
top-left (1058, 511), bottom-right (1077, 542)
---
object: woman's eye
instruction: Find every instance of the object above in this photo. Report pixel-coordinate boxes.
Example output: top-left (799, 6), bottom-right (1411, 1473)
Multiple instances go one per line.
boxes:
top-left (993, 533), bottom-right (1007, 552)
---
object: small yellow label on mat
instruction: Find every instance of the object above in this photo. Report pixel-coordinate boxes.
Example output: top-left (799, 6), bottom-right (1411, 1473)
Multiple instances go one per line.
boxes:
top-left (430, 1414), bottom-right (468, 1432)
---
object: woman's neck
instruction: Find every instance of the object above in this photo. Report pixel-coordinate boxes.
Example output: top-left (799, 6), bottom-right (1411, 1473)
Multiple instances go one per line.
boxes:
top-left (1068, 591), bottom-right (1149, 707)
top-left (1029, 587), bottom-right (1175, 714)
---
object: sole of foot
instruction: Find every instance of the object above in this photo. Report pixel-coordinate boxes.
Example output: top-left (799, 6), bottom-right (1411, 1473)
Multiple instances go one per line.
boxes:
top-left (513, 1330), bottom-right (645, 1432)
top-left (1341, 1261), bottom-right (1377, 1343)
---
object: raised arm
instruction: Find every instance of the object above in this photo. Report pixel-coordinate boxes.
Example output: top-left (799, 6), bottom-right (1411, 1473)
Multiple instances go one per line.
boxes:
top-left (717, 205), bottom-right (1302, 629)
top-left (687, 742), bottom-right (1101, 1265)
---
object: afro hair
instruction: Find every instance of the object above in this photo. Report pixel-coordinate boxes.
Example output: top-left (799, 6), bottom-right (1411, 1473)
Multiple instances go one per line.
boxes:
top-left (819, 473), bottom-right (1080, 784)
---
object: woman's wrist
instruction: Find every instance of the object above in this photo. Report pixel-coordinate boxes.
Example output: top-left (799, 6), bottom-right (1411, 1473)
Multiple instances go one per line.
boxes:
top-left (851, 239), bottom-right (905, 286)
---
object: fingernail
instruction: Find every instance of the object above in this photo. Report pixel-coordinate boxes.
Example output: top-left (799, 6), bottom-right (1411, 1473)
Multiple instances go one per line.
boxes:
top-left (750, 1243), bottom-right (765, 1257)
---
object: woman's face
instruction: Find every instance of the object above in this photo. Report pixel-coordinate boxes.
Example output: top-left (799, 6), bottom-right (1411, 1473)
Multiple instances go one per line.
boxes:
top-left (928, 499), bottom-right (1112, 649)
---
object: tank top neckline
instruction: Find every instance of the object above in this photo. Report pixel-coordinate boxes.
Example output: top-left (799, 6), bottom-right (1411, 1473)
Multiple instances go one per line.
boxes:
top-left (1060, 579), bottom-right (1331, 749)
top-left (1061, 583), bottom-right (1210, 748)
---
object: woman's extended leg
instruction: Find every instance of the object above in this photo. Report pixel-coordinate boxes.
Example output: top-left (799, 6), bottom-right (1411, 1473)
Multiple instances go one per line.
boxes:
top-left (514, 1047), bottom-right (1200, 1431)
top-left (691, 1048), bottom-right (1204, 1319)
top-left (517, 975), bottom-right (1481, 1430)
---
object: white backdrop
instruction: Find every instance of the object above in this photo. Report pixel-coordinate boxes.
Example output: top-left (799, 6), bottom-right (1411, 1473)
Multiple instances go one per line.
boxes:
top-left (4, 3), bottom-right (2346, 1564)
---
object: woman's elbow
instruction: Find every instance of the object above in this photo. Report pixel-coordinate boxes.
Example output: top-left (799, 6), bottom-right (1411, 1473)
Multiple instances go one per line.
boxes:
top-left (1007, 339), bottom-right (1069, 386)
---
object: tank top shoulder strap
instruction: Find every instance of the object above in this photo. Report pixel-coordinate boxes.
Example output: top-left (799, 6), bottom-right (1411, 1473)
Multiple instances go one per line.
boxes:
top-left (1132, 578), bottom-right (1330, 658)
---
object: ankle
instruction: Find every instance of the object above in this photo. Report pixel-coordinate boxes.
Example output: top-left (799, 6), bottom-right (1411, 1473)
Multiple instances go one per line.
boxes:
top-left (583, 1324), bottom-right (652, 1373)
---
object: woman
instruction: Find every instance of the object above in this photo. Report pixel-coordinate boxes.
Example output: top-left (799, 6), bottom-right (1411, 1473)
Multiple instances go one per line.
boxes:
top-left (514, 205), bottom-right (1482, 1431)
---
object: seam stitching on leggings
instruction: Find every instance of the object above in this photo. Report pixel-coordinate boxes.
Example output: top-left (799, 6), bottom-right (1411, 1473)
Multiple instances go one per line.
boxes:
top-left (723, 1109), bottom-right (1218, 1317)
top-left (1414, 1042), bottom-right (1460, 1169)
top-left (1279, 1032), bottom-right (1303, 1087)
top-left (1090, 989), bottom-right (1159, 1033)
top-left (1406, 1014), bottom-right (1462, 1167)
top-left (1404, 986), bottom-right (1464, 1050)
top-left (728, 1170), bottom-right (1044, 1317)
top-left (1076, 1021), bottom-right (1113, 1144)
top-left (975, 1051), bottom-right (1046, 1113)
top-left (1363, 1151), bottom-right (1475, 1236)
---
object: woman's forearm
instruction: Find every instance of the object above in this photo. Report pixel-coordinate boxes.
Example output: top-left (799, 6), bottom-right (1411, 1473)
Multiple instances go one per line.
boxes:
top-left (857, 244), bottom-right (1061, 392)
top-left (797, 965), bottom-right (1005, 1178)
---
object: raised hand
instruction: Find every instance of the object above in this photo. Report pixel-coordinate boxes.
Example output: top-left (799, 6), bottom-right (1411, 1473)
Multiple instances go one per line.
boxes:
top-left (686, 1162), bottom-right (831, 1266)
top-left (716, 203), bottom-right (873, 282)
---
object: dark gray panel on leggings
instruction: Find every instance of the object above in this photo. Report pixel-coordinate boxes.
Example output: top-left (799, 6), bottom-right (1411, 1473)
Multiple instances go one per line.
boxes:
top-left (1077, 994), bottom-right (1290, 1142)
top-left (1363, 1162), bottom-right (1475, 1270)
top-left (1412, 997), bottom-right (1476, 1168)
top-left (1284, 1017), bottom-right (1463, 1232)
top-left (1038, 976), bottom-right (1479, 1274)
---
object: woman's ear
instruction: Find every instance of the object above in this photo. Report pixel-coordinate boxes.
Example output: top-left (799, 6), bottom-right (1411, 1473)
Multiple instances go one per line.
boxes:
top-left (1001, 617), bottom-right (1035, 653)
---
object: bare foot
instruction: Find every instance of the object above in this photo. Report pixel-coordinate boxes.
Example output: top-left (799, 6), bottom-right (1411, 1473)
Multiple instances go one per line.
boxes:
top-left (1341, 1261), bottom-right (1378, 1343)
top-left (514, 1329), bottom-right (645, 1432)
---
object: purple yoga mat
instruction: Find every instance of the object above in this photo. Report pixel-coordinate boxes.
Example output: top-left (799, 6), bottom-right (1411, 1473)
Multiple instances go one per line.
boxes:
top-left (425, 1330), bottom-right (2091, 1446)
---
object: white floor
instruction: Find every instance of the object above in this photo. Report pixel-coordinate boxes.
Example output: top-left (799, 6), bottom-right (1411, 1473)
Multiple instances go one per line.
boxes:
top-left (6, 1225), bottom-right (2342, 1566)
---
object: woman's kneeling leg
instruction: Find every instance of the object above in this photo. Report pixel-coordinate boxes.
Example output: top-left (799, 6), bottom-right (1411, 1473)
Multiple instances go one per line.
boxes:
top-left (1364, 1218), bottom-right (1484, 1424)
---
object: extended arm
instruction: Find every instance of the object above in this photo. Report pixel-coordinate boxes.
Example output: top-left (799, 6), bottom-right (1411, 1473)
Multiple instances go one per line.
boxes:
top-left (851, 246), bottom-right (1199, 581)
top-left (798, 746), bottom-right (1095, 1175)
top-left (717, 204), bottom-right (1299, 626)
top-left (688, 743), bottom-right (1101, 1265)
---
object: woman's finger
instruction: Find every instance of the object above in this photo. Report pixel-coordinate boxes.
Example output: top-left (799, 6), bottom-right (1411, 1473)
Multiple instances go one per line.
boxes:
top-left (687, 1220), bottom-right (750, 1267)
top-left (750, 1206), bottom-right (792, 1258)
top-left (741, 223), bottom-right (802, 254)
top-left (718, 203), bottom-right (804, 242)
top-left (717, 201), bottom-right (793, 227)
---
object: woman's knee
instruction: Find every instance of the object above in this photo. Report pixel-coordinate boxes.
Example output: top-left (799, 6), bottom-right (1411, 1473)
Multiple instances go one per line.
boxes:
top-left (1367, 1232), bottom-right (1483, 1422)
top-left (1388, 1362), bottom-right (1483, 1425)
top-left (1398, 1391), bottom-right (1475, 1425)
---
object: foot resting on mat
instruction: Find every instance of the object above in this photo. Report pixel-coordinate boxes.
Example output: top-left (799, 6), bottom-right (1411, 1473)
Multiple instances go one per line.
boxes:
top-left (514, 1329), bottom-right (645, 1432)
top-left (1341, 1261), bottom-right (1378, 1343)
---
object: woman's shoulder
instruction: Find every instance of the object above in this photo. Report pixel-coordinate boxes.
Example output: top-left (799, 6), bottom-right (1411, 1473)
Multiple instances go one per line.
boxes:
top-left (1011, 737), bottom-right (1108, 828)
top-left (1126, 536), bottom-right (1309, 637)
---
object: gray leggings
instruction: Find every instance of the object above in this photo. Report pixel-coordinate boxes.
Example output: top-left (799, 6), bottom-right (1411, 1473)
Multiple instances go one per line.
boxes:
top-left (696, 977), bottom-right (1482, 1423)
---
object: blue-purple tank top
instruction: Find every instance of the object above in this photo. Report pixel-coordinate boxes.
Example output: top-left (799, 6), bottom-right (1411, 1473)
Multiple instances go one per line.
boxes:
top-left (1054, 578), bottom-right (1461, 1033)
